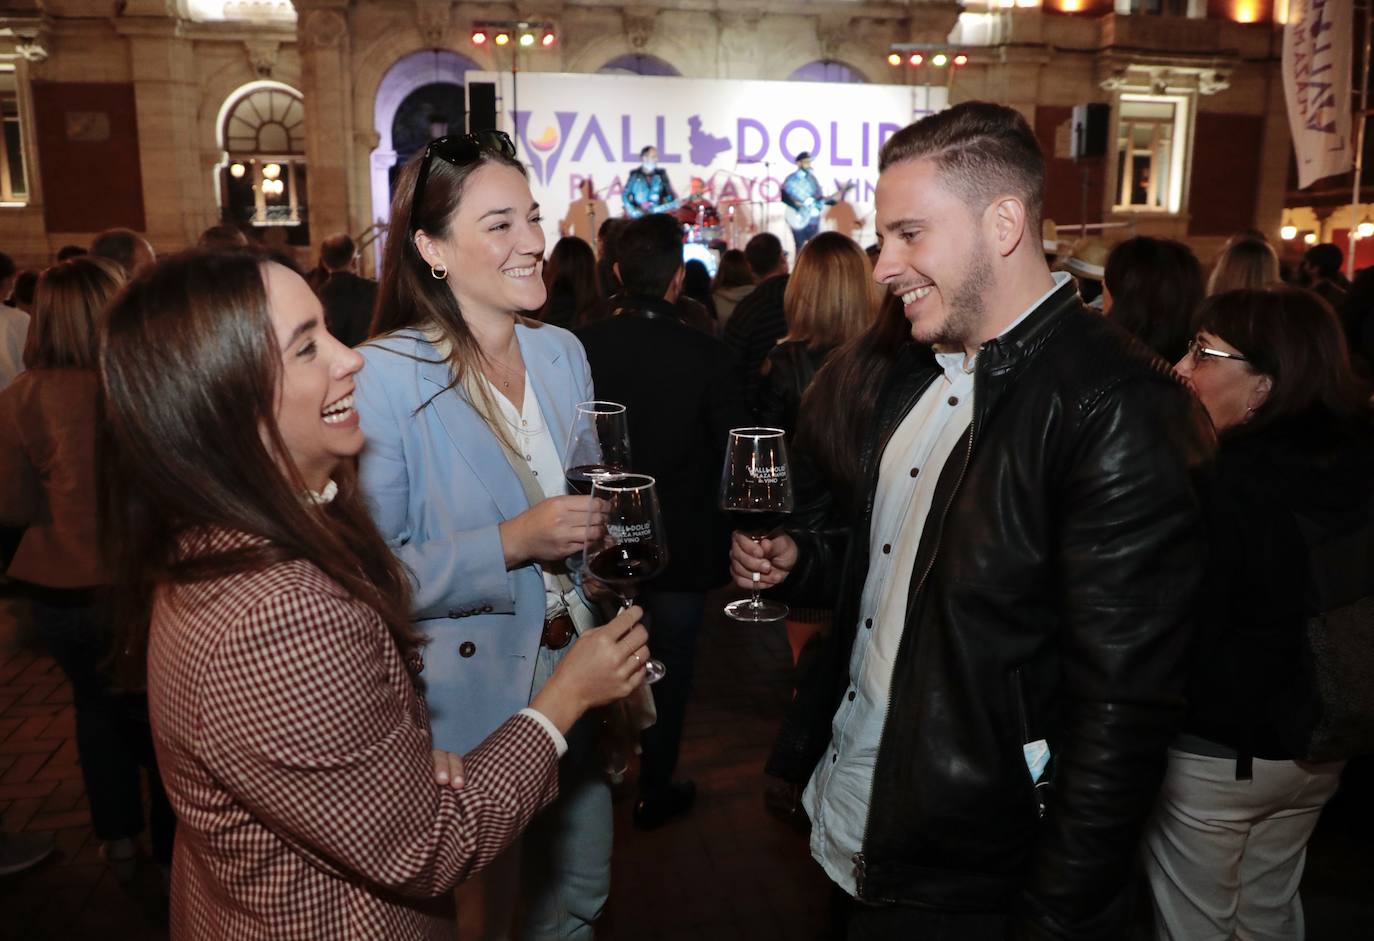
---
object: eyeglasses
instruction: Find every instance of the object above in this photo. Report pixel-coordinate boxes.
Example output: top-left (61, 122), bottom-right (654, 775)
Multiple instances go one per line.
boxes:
top-left (409, 131), bottom-right (518, 235)
top-left (1187, 336), bottom-right (1249, 368)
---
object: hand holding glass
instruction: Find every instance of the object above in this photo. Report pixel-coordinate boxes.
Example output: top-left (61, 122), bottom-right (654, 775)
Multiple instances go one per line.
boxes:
top-left (720, 428), bottom-right (794, 622)
top-left (564, 401), bottom-right (632, 495)
top-left (582, 473), bottom-right (668, 683)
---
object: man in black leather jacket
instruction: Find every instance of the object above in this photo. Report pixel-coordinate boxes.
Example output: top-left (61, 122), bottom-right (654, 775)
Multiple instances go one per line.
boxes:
top-left (731, 103), bottom-right (1213, 939)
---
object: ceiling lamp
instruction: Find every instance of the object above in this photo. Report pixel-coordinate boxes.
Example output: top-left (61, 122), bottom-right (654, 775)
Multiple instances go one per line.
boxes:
top-left (262, 162), bottom-right (281, 180)
top-left (1280, 225), bottom-right (1297, 241)
top-left (229, 163), bottom-right (245, 179)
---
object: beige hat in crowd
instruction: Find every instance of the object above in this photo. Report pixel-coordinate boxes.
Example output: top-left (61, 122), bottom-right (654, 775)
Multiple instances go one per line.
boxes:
top-left (1042, 219), bottom-right (1065, 255)
top-left (1060, 237), bottom-right (1111, 281)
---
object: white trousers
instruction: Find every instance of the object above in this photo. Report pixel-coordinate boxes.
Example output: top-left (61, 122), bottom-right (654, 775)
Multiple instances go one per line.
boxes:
top-left (1142, 749), bottom-right (1343, 941)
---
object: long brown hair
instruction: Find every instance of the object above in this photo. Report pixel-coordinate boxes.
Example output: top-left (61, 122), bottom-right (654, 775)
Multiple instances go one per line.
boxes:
top-left (782, 232), bottom-right (876, 350)
top-left (793, 290), bottom-right (913, 512)
top-left (99, 250), bottom-right (420, 686)
top-left (370, 145), bottom-right (532, 454)
top-left (1207, 238), bottom-right (1279, 296)
top-left (24, 256), bottom-right (125, 369)
top-left (541, 235), bottom-right (601, 326)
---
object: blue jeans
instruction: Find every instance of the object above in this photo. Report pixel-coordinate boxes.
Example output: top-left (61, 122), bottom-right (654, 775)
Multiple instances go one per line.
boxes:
top-left (457, 642), bottom-right (612, 941)
top-left (32, 593), bottom-right (175, 861)
top-left (791, 218), bottom-right (820, 253)
top-left (637, 590), bottom-right (705, 797)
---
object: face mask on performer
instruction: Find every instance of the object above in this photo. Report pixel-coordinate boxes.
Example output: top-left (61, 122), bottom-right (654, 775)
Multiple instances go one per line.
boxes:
top-left (641, 147), bottom-right (658, 173)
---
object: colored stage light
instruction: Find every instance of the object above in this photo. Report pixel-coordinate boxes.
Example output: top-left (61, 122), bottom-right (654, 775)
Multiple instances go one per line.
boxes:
top-left (542, 31), bottom-right (556, 47)
top-left (495, 32), bottom-right (510, 46)
top-left (909, 53), bottom-right (924, 66)
top-left (887, 53), bottom-right (901, 67)
top-left (471, 31), bottom-right (487, 45)
top-left (932, 53), bottom-right (948, 67)
top-left (519, 32), bottom-right (535, 47)
top-left (953, 53), bottom-right (969, 67)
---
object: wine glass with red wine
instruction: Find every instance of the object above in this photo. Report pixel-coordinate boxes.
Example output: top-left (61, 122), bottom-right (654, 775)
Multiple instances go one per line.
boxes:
top-left (563, 401), bottom-right (631, 495)
top-left (720, 427), bottom-right (795, 622)
top-left (582, 473), bottom-right (667, 684)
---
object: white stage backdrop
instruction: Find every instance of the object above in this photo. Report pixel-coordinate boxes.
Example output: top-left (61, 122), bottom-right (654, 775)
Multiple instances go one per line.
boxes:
top-left (469, 71), bottom-right (948, 252)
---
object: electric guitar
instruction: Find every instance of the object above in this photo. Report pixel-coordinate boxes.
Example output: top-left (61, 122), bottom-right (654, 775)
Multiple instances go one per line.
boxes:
top-left (784, 181), bottom-right (855, 230)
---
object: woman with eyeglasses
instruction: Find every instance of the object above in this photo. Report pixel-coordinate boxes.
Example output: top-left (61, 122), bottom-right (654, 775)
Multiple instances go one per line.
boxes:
top-left (99, 250), bottom-right (649, 939)
top-left (1143, 288), bottom-right (1374, 940)
top-left (355, 133), bottom-right (626, 940)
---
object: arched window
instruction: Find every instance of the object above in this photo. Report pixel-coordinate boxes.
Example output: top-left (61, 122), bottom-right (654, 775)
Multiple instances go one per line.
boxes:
top-left (598, 55), bottom-right (681, 77)
top-left (788, 60), bottom-right (868, 84)
top-left (218, 83), bottom-right (309, 241)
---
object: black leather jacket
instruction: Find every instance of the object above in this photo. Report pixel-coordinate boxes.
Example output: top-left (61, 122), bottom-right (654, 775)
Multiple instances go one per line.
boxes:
top-left (771, 282), bottom-right (1214, 938)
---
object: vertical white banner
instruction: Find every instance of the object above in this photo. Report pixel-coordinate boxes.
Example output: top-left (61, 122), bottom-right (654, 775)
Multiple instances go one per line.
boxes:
top-left (1283, 0), bottom-right (1354, 189)
top-left (470, 71), bottom-right (947, 250)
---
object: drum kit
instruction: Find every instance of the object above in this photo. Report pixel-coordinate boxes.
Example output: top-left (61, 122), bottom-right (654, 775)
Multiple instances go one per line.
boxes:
top-left (660, 197), bottom-right (755, 276)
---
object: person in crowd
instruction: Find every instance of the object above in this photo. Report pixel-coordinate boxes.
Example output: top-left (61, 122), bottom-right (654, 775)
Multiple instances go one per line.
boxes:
top-left (0, 252), bottom-right (27, 392)
top-left (11, 268), bottom-right (38, 315)
top-left (539, 235), bottom-right (604, 329)
top-left (1060, 237), bottom-right (1110, 309)
top-left (622, 146), bottom-right (676, 219)
top-left (0, 256), bottom-right (176, 883)
top-left (90, 228), bottom-right (155, 276)
top-left (316, 233), bottom-right (379, 347)
top-left (711, 249), bottom-right (755, 328)
top-left (1208, 236), bottom-right (1279, 295)
top-left (55, 244), bottom-right (87, 262)
top-left (356, 132), bottom-right (629, 940)
top-left (732, 101), bottom-right (1212, 939)
top-left (575, 212), bottom-right (749, 830)
top-left (679, 259), bottom-right (717, 326)
top-left (1299, 243), bottom-right (1350, 309)
top-left (1339, 265), bottom-right (1374, 383)
top-left (560, 178), bottom-right (610, 247)
top-left (1102, 236), bottom-right (1205, 365)
top-left (1144, 287), bottom-right (1373, 941)
top-left (196, 223), bottom-right (249, 250)
top-left (781, 152), bottom-right (826, 253)
top-left (596, 218), bottom-right (629, 301)
top-left (722, 233), bottom-right (790, 414)
top-left (98, 248), bottom-right (649, 939)
top-left (754, 230), bottom-right (876, 829)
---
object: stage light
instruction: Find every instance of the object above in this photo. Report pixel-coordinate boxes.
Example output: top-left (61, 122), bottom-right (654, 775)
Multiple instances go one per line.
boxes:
top-left (519, 32), bottom-right (535, 47)
top-left (888, 53), bottom-right (901, 67)
top-left (932, 53), bottom-right (948, 67)
top-left (229, 163), bottom-right (245, 179)
top-left (1280, 225), bottom-right (1297, 241)
top-left (953, 53), bottom-right (969, 67)
top-left (471, 30), bottom-right (487, 45)
top-left (495, 32), bottom-right (510, 45)
top-left (1304, 232), bottom-right (1318, 245)
top-left (1358, 220), bottom-right (1374, 239)
top-left (541, 31), bottom-right (556, 47)
top-left (262, 162), bottom-right (281, 180)
top-left (909, 53), bottom-right (924, 67)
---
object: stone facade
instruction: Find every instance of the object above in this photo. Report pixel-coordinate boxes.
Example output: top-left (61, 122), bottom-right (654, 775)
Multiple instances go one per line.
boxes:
top-left (0, 0), bottom-right (1287, 267)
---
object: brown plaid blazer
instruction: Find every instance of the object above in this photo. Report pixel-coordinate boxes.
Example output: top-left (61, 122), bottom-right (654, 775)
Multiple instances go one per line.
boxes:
top-left (148, 531), bottom-right (560, 940)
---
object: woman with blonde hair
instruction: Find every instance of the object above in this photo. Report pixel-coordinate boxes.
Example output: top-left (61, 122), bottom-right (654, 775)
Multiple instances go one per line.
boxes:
top-left (1207, 236), bottom-right (1280, 295)
top-left (0, 256), bottom-right (176, 880)
top-left (757, 231), bottom-right (875, 435)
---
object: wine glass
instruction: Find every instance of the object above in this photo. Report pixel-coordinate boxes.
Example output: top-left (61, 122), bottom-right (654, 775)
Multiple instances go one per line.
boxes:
top-left (720, 427), bottom-right (795, 622)
top-left (563, 400), bottom-right (631, 495)
top-left (582, 473), bottom-right (668, 684)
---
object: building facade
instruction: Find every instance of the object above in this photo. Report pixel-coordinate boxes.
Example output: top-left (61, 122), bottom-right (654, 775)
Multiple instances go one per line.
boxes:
top-left (0, 0), bottom-right (1288, 268)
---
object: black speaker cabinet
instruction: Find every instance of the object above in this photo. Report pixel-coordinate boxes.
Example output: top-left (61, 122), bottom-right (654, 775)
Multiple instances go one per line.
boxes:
top-left (468, 83), bottom-right (497, 134)
top-left (1071, 103), bottom-right (1110, 160)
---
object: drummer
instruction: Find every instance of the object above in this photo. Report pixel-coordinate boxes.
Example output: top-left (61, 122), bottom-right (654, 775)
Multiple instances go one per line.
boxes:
top-left (623, 146), bottom-right (677, 218)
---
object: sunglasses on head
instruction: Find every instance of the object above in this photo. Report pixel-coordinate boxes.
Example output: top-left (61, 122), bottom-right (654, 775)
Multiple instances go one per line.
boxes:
top-left (409, 130), bottom-right (518, 235)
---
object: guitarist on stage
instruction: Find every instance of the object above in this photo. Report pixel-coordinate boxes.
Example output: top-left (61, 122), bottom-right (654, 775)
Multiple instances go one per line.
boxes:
top-left (623, 146), bottom-right (678, 219)
top-left (781, 152), bottom-right (826, 251)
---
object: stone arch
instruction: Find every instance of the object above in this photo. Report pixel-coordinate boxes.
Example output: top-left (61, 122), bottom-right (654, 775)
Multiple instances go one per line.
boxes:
top-left (788, 59), bottom-right (870, 83)
top-left (598, 53), bottom-right (681, 76)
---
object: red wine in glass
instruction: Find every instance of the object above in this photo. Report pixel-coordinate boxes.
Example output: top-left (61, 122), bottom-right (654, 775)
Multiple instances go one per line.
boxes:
top-left (583, 473), bottom-right (668, 684)
top-left (720, 428), bottom-right (795, 622)
top-left (566, 463), bottom-right (623, 496)
top-left (563, 402), bottom-right (631, 496)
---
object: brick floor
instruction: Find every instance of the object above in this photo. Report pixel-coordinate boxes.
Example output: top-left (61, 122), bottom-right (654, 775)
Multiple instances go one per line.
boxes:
top-left (3, 589), bottom-right (1372, 940)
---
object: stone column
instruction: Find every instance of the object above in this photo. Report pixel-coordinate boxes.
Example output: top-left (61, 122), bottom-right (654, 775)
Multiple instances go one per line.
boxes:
top-left (115, 1), bottom-right (215, 250)
top-left (293, 0), bottom-right (356, 249)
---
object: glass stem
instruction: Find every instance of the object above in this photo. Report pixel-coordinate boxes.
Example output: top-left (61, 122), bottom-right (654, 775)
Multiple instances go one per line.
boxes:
top-left (751, 536), bottom-right (763, 609)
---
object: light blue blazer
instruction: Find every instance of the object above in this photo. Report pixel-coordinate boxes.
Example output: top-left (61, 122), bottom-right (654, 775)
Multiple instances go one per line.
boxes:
top-left (354, 322), bottom-right (594, 754)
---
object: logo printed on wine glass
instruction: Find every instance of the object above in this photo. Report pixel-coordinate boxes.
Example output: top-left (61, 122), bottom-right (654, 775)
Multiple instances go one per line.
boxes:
top-left (608, 521), bottom-right (653, 542)
top-left (748, 461), bottom-right (788, 484)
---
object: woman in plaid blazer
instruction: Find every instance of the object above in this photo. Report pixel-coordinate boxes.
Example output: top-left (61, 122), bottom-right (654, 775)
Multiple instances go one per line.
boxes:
top-left (97, 249), bottom-right (650, 940)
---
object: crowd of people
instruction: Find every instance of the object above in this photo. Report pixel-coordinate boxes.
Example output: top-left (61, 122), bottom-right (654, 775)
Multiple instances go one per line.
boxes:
top-left (1, 99), bottom-right (1373, 941)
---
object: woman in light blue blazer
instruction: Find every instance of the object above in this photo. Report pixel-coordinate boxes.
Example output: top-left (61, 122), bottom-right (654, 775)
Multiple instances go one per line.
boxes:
top-left (355, 133), bottom-right (631, 940)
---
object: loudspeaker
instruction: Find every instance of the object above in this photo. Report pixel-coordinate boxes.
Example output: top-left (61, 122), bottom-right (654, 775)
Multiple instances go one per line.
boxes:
top-left (468, 83), bottom-right (497, 134)
top-left (1070, 103), bottom-right (1110, 160)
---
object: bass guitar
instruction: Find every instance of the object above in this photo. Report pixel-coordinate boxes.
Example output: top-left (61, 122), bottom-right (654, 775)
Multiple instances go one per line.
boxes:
top-left (784, 181), bottom-right (855, 230)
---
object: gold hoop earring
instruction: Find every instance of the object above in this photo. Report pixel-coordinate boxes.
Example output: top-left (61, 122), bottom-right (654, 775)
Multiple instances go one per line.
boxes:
top-left (431, 263), bottom-right (448, 281)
